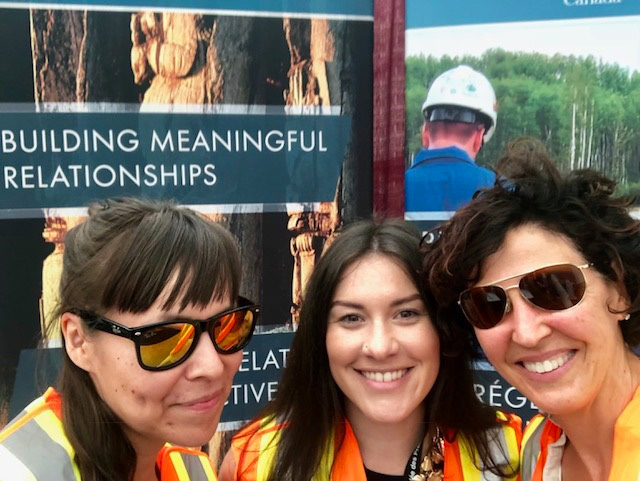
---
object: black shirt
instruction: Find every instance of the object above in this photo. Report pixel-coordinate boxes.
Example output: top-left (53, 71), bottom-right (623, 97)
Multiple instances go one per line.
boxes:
top-left (364, 467), bottom-right (405, 481)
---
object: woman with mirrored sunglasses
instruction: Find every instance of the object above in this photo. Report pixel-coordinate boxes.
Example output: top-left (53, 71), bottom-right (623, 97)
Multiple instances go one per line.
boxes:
top-left (219, 219), bottom-right (521, 481)
top-left (0, 197), bottom-right (259, 481)
top-left (424, 136), bottom-right (640, 481)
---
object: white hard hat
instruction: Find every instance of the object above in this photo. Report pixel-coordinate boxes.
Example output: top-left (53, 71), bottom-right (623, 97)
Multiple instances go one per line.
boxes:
top-left (422, 65), bottom-right (498, 143)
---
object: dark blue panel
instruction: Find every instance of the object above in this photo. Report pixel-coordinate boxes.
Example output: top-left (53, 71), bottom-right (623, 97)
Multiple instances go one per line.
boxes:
top-left (0, 112), bottom-right (350, 209)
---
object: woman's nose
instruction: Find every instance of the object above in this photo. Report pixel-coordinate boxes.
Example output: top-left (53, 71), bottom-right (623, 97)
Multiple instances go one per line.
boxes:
top-left (504, 289), bottom-right (553, 347)
top-left (363, 320), bottom-right (399, 359)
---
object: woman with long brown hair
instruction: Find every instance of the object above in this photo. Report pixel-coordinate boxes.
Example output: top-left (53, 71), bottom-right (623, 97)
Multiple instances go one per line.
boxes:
top-left (221, 219), bottom-right (520, 481)
top-left (0, 198), bottom-right (259, 481)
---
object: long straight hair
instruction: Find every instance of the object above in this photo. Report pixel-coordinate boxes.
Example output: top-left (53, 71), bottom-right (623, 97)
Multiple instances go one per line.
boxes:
top-left (51, 197), bottom-right (241, 481)
top-left (236, 219), bottom-right (513, 481)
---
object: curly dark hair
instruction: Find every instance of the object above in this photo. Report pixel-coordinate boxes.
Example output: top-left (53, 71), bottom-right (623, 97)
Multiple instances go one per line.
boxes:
top-left (424, 136), bottom-right (640, 354)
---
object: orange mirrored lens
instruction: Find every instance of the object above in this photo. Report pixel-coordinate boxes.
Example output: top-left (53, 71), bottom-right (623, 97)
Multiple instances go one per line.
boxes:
top-left (139, 323), bottom-right (195, 368)
top-left (213, 309), bottom-right (254, 351)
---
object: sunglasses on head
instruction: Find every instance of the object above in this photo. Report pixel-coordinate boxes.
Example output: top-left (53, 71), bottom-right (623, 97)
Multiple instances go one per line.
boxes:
top-left (73, 296), bottom-right (259, 371)
top-left (458, 263), bottom-right (592, 330)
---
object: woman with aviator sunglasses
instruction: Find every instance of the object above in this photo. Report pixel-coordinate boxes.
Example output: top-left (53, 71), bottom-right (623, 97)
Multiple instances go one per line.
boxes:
top-left (424, 137), bottom-right (640, 481)
top-left (0, 198), bottom-right (259, 481)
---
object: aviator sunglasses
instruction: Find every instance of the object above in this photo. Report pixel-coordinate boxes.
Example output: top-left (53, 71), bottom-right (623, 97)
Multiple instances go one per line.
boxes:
top-left (73, 296), bottom-right (259, 371)
top-left (458, 263), bottom-right (592, 329)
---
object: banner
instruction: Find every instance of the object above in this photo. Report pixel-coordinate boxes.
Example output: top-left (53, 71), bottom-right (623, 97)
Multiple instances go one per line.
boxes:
top-left (405, 0), bottom-right (640, 227)
top-left (405, 0), bottom-right (640, 420)
top-left (0, 0), bottom-right (373, 464)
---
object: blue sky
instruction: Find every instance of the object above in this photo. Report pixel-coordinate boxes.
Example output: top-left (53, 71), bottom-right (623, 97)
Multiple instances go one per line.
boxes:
top-left (406, 16), bottom-right (640, 74)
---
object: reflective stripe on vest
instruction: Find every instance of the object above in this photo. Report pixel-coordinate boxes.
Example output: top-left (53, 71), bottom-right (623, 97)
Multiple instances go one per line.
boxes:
top-left (521, 391), bottom-right (640, 481)
top-left (232, 418), bottom-right (360, 481)
top-left (446, 422), bottom-right (520, 481)
top-left (520, 415), bottom-right (548, 481)
top-left (233, 414), bottom-right (521, 481)
top-left (1, 389), bottom-right (218, 481)
top-left (0, 393), bottom-right (81, 481)
top-left (255, 419), bottom-right (280, 480)
top-left (157, 445), bottom-right (218, 481)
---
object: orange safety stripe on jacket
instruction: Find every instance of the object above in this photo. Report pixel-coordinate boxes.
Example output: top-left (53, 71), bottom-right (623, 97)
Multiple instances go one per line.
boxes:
top-left (609, 385), bottom-right (640, 480)
top-left (0, 387), bottom-right (217, 481)
top-left (519, 415), bottom-right (562, 481)
top-left (157, 444), bottom-right (219, 481)
top-left (231, 414), bottom-right (521, 481)
top-left (522, 386), bottom-right (640, 481)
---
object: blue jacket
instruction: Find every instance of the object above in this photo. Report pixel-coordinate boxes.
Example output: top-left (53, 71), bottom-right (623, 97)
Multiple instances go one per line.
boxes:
top-left (405, 146), bottom-right (495, 214)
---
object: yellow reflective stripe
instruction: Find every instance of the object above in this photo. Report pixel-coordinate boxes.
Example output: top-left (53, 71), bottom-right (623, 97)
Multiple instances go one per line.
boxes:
top-left (32, 409), bottom-right (81, 481)
top-left (502, 421), bottom-right (520, 473)
top-left (256, 421), bottom-right (279, 481)
top-left (521, 416), bottom-right (547, 481)
top-left (252, 420), bottom-right (332, 481)
top-left (21, 395), bottom-right (47, 416)
top-left (521, 415), bottom-right (546, 459)
top-left (0, 443), bottom-right (38, 481)
top-left (198, 454), bottom-right (217, 480)
top-left (170, 451), bottom-right (190, 480)
top-left (458, 436), bottom-right (483, 481)
top-left (313, 438), bottom-right (334, 481)
top-left (0, 397), bottom-right (47, 442)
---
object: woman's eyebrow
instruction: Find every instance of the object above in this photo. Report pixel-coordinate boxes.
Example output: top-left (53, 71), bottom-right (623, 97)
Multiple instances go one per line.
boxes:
top-left (330, 300), bottom-right (364, 309)
top-left (389, 293), bottom-right (422, 307)
top-left (331, 293), bottom-right (422, 309)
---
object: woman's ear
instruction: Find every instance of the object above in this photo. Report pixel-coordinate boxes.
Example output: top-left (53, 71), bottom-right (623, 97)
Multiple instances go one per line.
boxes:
top-left (61, 312), bottom-right (94, 372)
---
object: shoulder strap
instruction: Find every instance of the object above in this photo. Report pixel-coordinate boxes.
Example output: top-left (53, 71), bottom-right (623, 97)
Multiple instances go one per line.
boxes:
top-left (444, 412), bottom-right (522, 481)
top-left (231, 418), bottom-right (368, 481)
top-left (231, 418), bottom-right (284, 481)
top-left (157, 445), bottom-right (218, 481)
top-left (0, 393), bottom-right (81, 481)
top-left (520, 415), bottom-right (556, 481)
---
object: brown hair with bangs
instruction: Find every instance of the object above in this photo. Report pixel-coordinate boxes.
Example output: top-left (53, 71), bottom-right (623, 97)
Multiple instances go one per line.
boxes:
top-left (51, 197), bottom-right (241, 481)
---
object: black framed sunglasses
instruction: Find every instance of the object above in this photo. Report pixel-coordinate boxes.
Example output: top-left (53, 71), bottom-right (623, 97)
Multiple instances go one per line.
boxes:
top-left (458, 263), bottom-right (592, 330)
top-left (73, 296), bottom-right (259, 371)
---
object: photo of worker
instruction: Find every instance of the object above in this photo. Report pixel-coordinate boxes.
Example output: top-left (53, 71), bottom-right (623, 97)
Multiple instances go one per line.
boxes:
top-left (405, 64), bottom-right (497, 216)
top-left (405, 0), bottom-right (640, 226)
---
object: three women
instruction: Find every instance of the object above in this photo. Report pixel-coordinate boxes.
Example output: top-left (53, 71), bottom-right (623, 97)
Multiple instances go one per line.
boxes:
top-left (7, 138), bottom-right (630, 481)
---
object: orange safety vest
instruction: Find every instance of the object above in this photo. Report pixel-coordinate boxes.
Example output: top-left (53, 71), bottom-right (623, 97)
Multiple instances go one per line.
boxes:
top-left (230, 412), bottom-right (521, 481)
top-left (0, 387), bottom-right (217, 481)
top-left (521, 385), bottom-right (640, 481)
